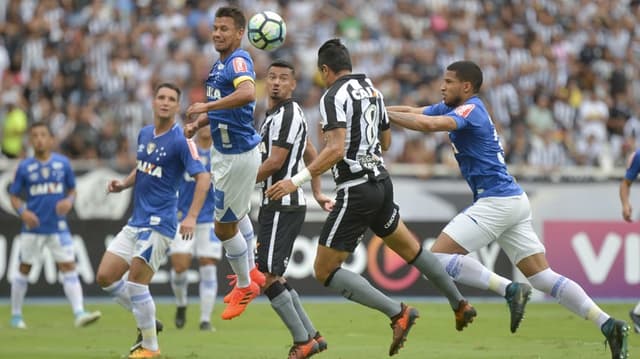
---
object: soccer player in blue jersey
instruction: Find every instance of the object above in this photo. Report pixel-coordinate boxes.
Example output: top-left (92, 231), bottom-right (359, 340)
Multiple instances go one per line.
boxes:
top-left (184, 5), bottom-right (264, 321)
top-left (619, 148), bottom-right (640, 333)
top-left (168, 125), bottom-right (222, 332)
top-left (96, 83), bottom-right (210, 359)
top-left (387, 60), bottom-right (629, 359)
top-left (9, 122), bottom-right (101, 329)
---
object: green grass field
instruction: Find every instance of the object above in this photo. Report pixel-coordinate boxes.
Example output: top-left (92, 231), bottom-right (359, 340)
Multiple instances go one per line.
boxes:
top-left (0, 301), bottom-right (636, 359)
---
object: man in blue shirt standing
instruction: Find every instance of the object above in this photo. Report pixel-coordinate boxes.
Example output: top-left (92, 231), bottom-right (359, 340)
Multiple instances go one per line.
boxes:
top-left (9, 122), bottom-right (101, 329)
top-left (96, 83), bottom-right (210, 359)
top-left (388, 60), bottom-right (629, 359)
top-left (184, 6), bottom-right (264, 321)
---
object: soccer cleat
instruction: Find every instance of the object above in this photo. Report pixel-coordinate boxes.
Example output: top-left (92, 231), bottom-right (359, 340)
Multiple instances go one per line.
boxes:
top-left (601, 318), bottom-right (630, 359)
top-left (175, 306), bottom-right (186, 329)
top-left (389, 303), bottom-right (419, 356)
top-left (224, 267), bottom-right (266, 303)
top-left (221, 281), bottom-right (260, 320)
top-left (10, 315), bottom-right (27, 329)
top-left (131, 320), bottom-right (163, 353)
top-left (314, 332), bottom-right (328, 352)
top-left (288, 338), bottom-right (320, 359)
top-left (199, 321), bottom-right (215, 332)
top-left (454, 299), bottom-right (477, 331)
top-left (504, 282), bottom-right (532, 333)
top-left (128, 346), bottom-right (161, 359)
top-left (74, 310), bottom-right (102, 328)
top-left (629, 310), bottom-right (640, 333)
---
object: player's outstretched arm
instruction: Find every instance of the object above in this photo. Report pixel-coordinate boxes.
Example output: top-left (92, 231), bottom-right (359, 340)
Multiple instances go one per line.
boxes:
top-left (10, 194), bottom-right (39, 228)
top-left (266, 128), bottom-right (345, 201)
top-left (387, 111), bottom-right (457, 133)
top-left (386, 105), bottom-right (427, 114)
top-left (180, 171), bottom-right (211, 239)
top-left (620, 178), bottom-right (633, 222)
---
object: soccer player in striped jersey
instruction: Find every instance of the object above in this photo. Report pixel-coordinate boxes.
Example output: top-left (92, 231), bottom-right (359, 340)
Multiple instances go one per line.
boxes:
top-left (9, 122), bottom-right (101, 329)
top-left (619, 147), bottom-right (640, 334)
top-left (256, 60), bottom-right (333, 359)
top-left (96, 83), bottom-right (210, 359)
top-left (184, 5), bottom-right (264, 321)
top-left (266, 39), bottom-right (476, 357)
top-left (388, 60), bottom-right (629, 359)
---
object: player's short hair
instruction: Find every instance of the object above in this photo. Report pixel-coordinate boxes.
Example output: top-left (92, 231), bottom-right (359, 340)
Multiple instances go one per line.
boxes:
top-left (29, 121), bottom-right (53, 136)
top-left (447, 61), bottom-right (483, 93)
top-left (269, 59), bottom-right (295, 76)
top-left (317, 38), bottom-right (352, 73)
top-left (215, 6), bottom-right (246, 30)
top-left (154, 82), bottom-right (181, 99)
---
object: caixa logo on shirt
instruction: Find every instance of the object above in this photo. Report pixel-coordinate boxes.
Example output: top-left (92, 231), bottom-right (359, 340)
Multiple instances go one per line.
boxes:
top-left (136, 160), bottom-right (163, 178)
top-left (29, 182), bottom-right (64, 196)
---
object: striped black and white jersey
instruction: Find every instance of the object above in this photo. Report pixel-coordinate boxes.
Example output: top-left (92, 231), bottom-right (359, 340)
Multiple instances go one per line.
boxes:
top-left (259, 98), bottom-right (308, 210)
top-left (319, 74), bottom-right (390, 187)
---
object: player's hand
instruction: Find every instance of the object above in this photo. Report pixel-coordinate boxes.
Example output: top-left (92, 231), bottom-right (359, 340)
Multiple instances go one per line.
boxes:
top-left (623, 203), bottom-right (633, 222)
top-left (55, 198), bottom-right (73, 216)
top-left (314, 193), bottom-right (335, 212)
top-left (107, 179), bottom-right (125, 193)
top-left (265, 179), bottom-right (297, 200)
top-left (21, 210), bottom-right (40, 229)
top-left (184, 122), bottom-right (198, 138)
top-left (179, 216), bottom-right (196, 240)
top-left (186, 102), bottom-right (208, 119)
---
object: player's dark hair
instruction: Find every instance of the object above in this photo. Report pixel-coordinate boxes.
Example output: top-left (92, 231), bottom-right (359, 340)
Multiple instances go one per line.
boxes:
top-left (269, 59), bottom-right (295, 76)
top-left (154, 82), bottom-right (181, 99)
top-left (29, 121), bottom-right (53, 136)
top-left (317, 38), bottom-right (352, 73)
top-left (447, 61), bottom-right (483, 93)
top-left (215, 6), bottom-right (246, 30)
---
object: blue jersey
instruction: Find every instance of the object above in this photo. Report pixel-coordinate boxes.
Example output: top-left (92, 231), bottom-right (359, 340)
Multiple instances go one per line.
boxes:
top-left (129, 124), bottom-right (206, 237)
top-left (9, 153), bottom-right (75, 234)
top-left (177, 146), bottom-right (215, 224)
top-left (424, 96), bottom-right (522, 201)
top-left (624, 149), bottom-right (640, 181)
top-left (205, 48), bottom-right (261, 154)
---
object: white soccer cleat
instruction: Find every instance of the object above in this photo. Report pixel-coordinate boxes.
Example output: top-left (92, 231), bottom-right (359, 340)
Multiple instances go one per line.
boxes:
top-left (10, 315), bottom-right (27, 329)
top-left (74, 310), bottom-right (102, 328)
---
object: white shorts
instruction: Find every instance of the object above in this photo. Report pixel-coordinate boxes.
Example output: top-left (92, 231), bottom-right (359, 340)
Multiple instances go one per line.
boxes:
top-left (19, 232), bottom-right (75, 264)
top-left (211, 145), bottom-right (260, 222)
top-left (170, 222), bottom-right (222, 259)
top-left (442, 193), bottom-right (546, 264)
top-left (106, 225), bottom-right (171, 272)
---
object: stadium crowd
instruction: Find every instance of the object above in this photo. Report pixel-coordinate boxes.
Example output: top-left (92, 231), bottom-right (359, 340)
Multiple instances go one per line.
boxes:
top-left (1, 0), bottom-right (640, 174)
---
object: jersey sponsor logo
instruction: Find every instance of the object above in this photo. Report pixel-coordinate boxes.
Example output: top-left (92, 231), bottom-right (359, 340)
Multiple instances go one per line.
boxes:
top-left (146, 142), bottom-right (157, 155)
top-left (29, 182), bottom-right (64, 196)
top-left (454, 104), bottom-right (475, 118)
top-left (232, 57), bottom-right (248, 73)
top-left (136, 160), bottom-right (163, 178)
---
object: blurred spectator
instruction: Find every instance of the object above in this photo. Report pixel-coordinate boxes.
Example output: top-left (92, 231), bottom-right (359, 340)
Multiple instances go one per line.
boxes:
top-left (1, 90), bottom-right (27, 158)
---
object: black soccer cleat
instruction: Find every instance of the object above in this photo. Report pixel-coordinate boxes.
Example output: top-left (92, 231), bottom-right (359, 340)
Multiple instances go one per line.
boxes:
top-left (175, 306), bottom-right (187, 329)
top-left (504, 282), bottom-right (532, 333)
top-left (602, 318), bottom-right (630, 359)
top-left (130, 319), bottom-right (163, 353)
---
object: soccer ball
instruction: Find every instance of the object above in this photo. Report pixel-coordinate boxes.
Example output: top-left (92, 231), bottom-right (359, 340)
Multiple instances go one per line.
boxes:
top-left (247, 11), bottom-right (287, 51)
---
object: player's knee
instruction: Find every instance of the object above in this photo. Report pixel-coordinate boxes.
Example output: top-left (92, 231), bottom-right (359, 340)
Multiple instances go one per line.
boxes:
top-left (19, 263), bottom-right (32, 274)
top-left (172, 262), bottom-right (190, 273)
top-left (96, 268), bottom-right (116, 287)
top-left (313, 263), bottom-right (333, 285)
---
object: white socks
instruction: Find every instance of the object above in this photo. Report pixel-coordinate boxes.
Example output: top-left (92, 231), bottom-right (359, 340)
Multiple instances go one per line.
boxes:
top-left (170, 270), bottom-right (189, 307)
top-left (11, 272), bottom-right (29, 316)
top-left (61, 270), bottom-right (85, 315)
top-left (634, 302), bottom-right (640, 315)
top-left (222, 231), bottom-right (250, 287)
top-left (102, 279), bottom-right (132, 311)
top-left (239, 215), bottom-right (255, 266)
top-left (433, 253), bottom-right (510, 296)
top-left (199, 265), bottom-right (218, 322)
top-left (527, 268), bottom-right (610, 327)
top-left (128, 281), bottom-right (158, 351)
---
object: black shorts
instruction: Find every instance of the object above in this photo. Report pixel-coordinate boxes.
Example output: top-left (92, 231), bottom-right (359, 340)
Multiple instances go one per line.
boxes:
top-left (256, 207), bottom-right (305, 276)
top-left (319, 177), bottom-right (400, 252)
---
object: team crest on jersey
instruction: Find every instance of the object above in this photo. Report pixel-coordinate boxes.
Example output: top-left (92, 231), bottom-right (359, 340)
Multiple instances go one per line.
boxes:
top-left (41, 167), bottom-right (50, 179)
top-left (146, 142), bottom-right (156, 155)
top-left (232, 57), bottom-right (248, 73)
top-left (454, 104), bottom-right (475, 118)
